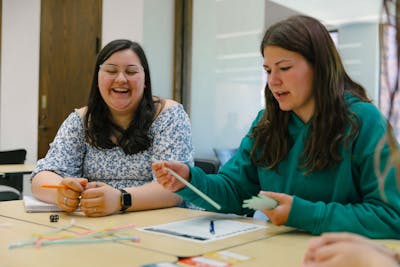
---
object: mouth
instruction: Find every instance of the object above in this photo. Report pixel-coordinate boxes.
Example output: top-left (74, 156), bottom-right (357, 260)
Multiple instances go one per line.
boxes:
top-left (274, 91), bottom-right (289, 98)
top-left (112, 88), bottom-right (129, 94)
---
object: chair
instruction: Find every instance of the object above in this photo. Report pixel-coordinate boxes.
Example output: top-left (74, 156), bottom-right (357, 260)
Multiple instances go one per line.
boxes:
top-left (213, 148), bottom-right (237, 169)
top-left (194, 158), bottom-right (220, 174)
top-left (0, 149), bottom-right (27, 201)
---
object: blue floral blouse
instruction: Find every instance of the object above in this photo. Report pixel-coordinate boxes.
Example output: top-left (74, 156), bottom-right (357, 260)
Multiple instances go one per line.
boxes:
top-left (31, 104), bottom-right (194, 189)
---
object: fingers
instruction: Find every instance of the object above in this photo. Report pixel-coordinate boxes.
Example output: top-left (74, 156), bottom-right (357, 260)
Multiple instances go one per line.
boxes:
top-left (56, 178), bottom-right (92, 213)
top-left (61, 178), bottom-right (87, 192)
top-left (307, 232), bottom-right (368, 251)
top-left (151, 161), bottom-right (164, 171)
top-left (152, 161), bottom-right (178, 188)
top-left (84, 181), bottom-right (104, 190)
top-left (55, 178), bottom-right (109, 216)
top-left (259, 191), bottom-right (292, 225)
top-left (260, 191), bottom-right (285, 201)
top-left (80, 196), bottom-right (103, 217)
top-left (302, 242), bottom-right (343, 266)
top-left (80, 184), bottom-right (115, 217)
top-left (57, 188), bottom-right (80, 212)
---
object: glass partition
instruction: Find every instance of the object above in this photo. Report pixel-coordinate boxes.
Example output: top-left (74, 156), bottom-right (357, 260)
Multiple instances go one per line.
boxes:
top-left (190, 0), bottom-right (265, 158)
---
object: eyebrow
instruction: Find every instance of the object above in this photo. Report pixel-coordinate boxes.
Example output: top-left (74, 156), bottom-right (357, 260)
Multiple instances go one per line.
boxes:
top-left (263, 58), bottom-right (293, 68)
top-left (103, 63), bottom-right (141, 68)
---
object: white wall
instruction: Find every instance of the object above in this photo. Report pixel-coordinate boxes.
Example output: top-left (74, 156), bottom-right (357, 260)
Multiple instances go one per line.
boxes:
top-left (102, 0), bottom-right (174, 99)
top-left (101, 0), bottom-right (144, 46)
top-left (1, 0), bottom-right (40, 164)
top-left (0, 0), bottom-right (174, 166)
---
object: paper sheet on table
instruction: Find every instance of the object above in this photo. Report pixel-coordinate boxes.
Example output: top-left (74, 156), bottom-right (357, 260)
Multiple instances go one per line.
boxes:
top-left (23, 195), bottom-right (62, 213)
top-left (138, 216), bottom-right (267, 243)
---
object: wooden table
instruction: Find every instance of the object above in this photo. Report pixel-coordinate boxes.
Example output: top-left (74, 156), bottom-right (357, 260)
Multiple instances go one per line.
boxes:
top-left (0, 164), bottom-right (36, 196)
top-left (0, 164), bottom-right (36, 176)
top-left (0, 216), bottom-right (177, 267)
top-left (0, 200), bottom-right (293, 258)
top-left (4, 199), bottom-right (397, 266)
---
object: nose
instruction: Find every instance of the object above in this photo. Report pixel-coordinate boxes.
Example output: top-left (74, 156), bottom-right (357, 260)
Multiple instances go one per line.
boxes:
top-left (268, 71), bottom-right (281, 86)
top-left (115, 71), bottom-right (127, 83)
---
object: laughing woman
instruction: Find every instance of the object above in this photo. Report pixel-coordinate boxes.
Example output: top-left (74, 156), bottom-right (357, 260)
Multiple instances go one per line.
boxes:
top-left (31, 39), bottom-right (194, 216)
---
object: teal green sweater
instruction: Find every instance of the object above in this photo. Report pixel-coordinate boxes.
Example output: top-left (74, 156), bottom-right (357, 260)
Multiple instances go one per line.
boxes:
top-left (178, 94), bottom-right (400, 238)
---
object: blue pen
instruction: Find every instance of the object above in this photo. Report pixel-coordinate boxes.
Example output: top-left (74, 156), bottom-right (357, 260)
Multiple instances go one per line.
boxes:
top-left (209, 220), bottom-right (215, 235)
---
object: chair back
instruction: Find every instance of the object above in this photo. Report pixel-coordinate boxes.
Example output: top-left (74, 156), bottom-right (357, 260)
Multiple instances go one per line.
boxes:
top-left (213, 148), bottom-right (237, 168)
top-left (0, 149), bottom-right (26, 164)
top-left (194, 158), bottom-right (220, 174)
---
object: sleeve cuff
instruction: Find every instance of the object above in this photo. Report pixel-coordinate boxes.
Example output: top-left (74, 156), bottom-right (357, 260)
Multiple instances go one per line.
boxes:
top-left (286, 196), bottom-right (322, 235)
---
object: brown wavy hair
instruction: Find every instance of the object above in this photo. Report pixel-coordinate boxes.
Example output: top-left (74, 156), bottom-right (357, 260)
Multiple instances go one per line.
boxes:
top-left (250, 15), bottom-right (370, 172)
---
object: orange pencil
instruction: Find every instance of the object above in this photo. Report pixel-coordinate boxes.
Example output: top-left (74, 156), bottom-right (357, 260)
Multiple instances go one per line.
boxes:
top-left (40, 184), bottom-right (68, 189)
top-left (41, 180), bottom-right (87, 189)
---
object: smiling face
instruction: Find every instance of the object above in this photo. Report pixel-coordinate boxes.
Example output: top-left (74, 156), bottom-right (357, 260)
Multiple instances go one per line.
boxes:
top-left (263, 45), bottom-right (315, 122)
top-left (98, 49), bottom-right (145, 123)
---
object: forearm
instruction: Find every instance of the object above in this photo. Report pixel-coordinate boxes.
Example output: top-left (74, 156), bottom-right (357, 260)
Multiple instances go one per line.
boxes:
top-left (123, 182), bottom-right (182, 211)
top-left (31, 171), bottom-right (63, 203)
top-left (287, 197), bottom-right (400, 238)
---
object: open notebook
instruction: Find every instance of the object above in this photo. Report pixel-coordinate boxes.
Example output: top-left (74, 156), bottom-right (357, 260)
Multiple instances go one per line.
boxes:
top-left (23, 195), bottom-right (62, 213)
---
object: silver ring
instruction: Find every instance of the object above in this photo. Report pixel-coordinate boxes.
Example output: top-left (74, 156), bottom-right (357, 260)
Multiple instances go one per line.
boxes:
top-left (63, 196), bottom-right (68, 205)
top-left (95, 182), bottom-right (99, 188)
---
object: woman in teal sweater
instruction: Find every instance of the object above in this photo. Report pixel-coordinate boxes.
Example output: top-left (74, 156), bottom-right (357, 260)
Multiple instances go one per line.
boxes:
top-left (152, 15), bottom-right (400, 239)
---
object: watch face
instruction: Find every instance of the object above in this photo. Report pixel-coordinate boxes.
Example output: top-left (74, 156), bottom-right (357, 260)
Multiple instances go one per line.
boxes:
top-left (122, 193), bottom-right (132, 207)
top-left (120, 189), bottom-right (132, 211)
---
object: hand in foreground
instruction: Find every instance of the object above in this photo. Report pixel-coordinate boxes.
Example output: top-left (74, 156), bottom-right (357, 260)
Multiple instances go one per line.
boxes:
top-left (80, 182), bottom-right (121, 217)
top-left (151, 161), bottom-right (190, 192)
top-left (259, 191), bottom-right (292, 225)
top-left (57, 177), bottom-right (87, 212)
top-left (302, 232), bottom-right (399, 267)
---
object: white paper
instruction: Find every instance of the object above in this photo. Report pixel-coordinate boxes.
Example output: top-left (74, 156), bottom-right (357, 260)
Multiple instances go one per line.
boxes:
top-left (138, 216), bottom-right (267, 243)
top-left (23, 195), bottom-right (62, 213)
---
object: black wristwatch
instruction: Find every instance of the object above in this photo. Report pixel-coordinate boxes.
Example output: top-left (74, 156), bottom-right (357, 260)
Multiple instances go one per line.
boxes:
top-left (119, 189), bottom-right (132, 212)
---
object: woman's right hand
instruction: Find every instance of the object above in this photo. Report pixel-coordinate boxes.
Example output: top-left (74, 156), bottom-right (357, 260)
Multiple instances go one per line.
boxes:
top-left (151, 161), bottom-right (190, 192)
top-left (57, 177), bottom-right (87, 212)
top-left (302, 232), bottom-right (400, 267)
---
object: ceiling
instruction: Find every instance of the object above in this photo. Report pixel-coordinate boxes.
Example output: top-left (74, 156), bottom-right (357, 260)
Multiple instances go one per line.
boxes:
top-left (269, 0), bottom-right (383, 26)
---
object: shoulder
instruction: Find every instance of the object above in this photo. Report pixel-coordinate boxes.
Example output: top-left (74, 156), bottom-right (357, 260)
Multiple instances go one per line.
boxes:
top-left (150, 99), bottom-right (190, 131)
top-left (349, 101), bottom-right (386, 126)
top-left (52, 108), bottom-right (86, 138)
top-left (154, 98), bottom-right (182, 119)
top-left (161, 98), bottom-right (179, 112)
top-left (75, 107), bottom-right (88, 120)
top-left (348, 101), bottom-right (388, 152)
top-left (345, 92), bottom-right (381, 118)
top-left (250, 109), bottom-right (266, 128)
top-left (58, 107), bottom-right (86, 131)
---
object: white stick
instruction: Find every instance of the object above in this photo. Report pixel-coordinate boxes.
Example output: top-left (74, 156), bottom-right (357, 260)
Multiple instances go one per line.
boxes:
top-left (166, 168), bottom-right (221, 210)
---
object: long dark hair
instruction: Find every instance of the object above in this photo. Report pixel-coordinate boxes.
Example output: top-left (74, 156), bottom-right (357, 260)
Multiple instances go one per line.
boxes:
top-left (251, 15), bottom-right (370, 171)
top-left (84, 39), bottom-right (159, 154)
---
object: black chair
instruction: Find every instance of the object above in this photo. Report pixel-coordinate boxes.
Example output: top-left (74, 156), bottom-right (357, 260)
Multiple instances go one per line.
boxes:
top-left (194, 158), bottom-right (220, 174)
top-left (0, 149), bottom-right (27, 201)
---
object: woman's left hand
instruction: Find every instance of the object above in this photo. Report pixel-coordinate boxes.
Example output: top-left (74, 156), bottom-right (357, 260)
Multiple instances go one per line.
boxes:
top-left (80, 182), bottom-right (121, 217)
top-left (259, 191), bottom-right (292, 225)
